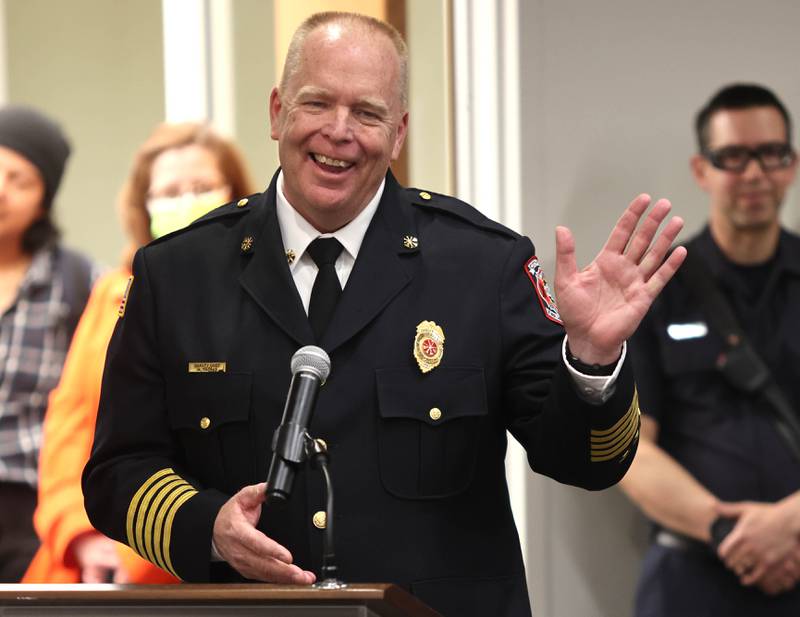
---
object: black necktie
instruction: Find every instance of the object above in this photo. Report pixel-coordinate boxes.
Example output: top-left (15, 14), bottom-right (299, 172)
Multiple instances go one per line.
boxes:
top-left (307, 237), bottom-right (344, 341)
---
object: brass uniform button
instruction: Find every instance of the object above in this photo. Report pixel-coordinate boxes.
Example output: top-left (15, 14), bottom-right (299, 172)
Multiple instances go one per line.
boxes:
top-left (313, 511), bottom-right (327, 529)
top-left (419, 191), bottom-right (432, 200)
top-left (237, 198), bottom-right (248, 207)
top-left (199, 417), bottom-right (211, 429)
top-left (429, 407), bottom-right (442, 421)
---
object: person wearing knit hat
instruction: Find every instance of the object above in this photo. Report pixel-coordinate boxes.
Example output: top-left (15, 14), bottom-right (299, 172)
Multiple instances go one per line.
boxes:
top-left (0, 104), bottom-right (95, 582)
top-left (0, 105), bottom-right (71, 253)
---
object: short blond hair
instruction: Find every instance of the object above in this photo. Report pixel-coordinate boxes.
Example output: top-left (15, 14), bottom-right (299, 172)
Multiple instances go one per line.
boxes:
top-left (279, 12), bottom-right (408, 109)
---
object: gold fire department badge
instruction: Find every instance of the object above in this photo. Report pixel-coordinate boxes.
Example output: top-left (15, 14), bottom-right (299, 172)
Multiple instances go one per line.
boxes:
top-left (413, 320), bottom-right (445, 373)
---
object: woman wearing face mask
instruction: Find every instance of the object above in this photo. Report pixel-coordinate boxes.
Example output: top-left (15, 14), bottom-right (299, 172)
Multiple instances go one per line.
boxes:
top-left (22, 123), bottom-right (254, 583)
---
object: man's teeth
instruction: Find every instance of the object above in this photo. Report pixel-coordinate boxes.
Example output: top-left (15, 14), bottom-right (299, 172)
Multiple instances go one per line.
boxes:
top-left (313, 153), bottom-right (351, 168)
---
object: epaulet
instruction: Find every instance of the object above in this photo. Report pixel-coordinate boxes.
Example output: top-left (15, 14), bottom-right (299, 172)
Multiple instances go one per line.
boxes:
top-left (147, 193), bottom-right (260, 246)
top-left (406, 187), bottom-right (518, 239)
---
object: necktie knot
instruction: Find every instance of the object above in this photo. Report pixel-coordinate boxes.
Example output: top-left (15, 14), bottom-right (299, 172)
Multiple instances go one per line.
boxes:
top-left (307, 237), bottom-right (344, 267)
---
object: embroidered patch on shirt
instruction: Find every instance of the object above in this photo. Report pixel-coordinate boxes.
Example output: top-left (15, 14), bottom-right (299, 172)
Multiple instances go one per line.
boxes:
top-left (118, 276), bottom-right (134, 318)
top-left (524, 256), bottom-right (563, 325)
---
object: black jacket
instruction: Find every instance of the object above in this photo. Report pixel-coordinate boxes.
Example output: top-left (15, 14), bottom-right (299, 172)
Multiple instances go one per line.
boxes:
top-left (630, 227), bottom-right (800, 616)
top-left (84, 171), bottom-right (638, 617)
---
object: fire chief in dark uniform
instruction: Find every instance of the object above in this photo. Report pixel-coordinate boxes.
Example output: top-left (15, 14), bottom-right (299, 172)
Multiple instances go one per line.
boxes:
top-left (83, 12), bottom-right (685, 617)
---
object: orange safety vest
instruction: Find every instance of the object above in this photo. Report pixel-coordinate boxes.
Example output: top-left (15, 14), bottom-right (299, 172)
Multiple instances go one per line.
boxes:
top-left (23, 270), bottom-right (178, 584)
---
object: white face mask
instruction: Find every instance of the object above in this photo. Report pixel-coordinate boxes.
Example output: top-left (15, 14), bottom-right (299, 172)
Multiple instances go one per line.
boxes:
top-left (146, 187), bottom-right (230, 239)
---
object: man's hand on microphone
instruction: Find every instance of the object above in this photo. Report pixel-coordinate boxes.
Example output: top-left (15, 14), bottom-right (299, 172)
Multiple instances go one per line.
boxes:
top-left (212, 482), bottom-right (316, 584)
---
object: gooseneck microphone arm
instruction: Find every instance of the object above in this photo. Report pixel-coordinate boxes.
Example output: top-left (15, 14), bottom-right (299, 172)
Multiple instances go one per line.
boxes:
top-left (305, 436), bottom-right (340, 585)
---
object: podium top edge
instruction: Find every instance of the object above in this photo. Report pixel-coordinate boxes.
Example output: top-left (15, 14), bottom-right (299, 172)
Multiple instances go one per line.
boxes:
top-left (0, 583), bottom-right (397, 601)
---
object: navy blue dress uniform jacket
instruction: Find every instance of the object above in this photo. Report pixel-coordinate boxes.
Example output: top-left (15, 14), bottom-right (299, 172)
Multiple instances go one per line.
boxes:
top-left (631, 227), bottom-right (800, 617)
top-left (84, 171), bottom-right (639, 617)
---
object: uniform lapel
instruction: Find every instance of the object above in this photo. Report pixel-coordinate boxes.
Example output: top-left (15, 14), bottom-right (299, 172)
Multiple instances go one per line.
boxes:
top-left (238, 174), bottom-right (314, 347)
top-left (322, 173), bottom-right (419, 354)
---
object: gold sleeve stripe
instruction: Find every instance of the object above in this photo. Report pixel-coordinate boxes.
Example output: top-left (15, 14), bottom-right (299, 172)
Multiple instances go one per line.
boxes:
top-left (591, 402), bottom-right (639, 453)
top-left (591, 413), bottom-right (640, 461)
top-left (125, 467), bottom-right (197, 578)
top-left (591, 426), bottom-right (640, 462)
top-left (142, 479), bottom-right (190, 567)
top-left (134, 475), bottom-right (188, 559)
top-left (126, 468), bottom-right (174, 551)
top-left (590, 402), bottom-right (639, 446)
top-left (590, 389), bottom-right (641, 462)
top-left (591, 415), bottom-right (639, 454)
top-left (152, 485), bottom-right (196, 572)
top-left (162, 489), bottom-right (199, 577)
top-left (590, 389), bottom-right (639, 438)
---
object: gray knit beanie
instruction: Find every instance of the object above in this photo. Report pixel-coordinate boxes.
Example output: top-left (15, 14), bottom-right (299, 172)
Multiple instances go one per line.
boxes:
top-left (0, 105), bottom-right (71, 209)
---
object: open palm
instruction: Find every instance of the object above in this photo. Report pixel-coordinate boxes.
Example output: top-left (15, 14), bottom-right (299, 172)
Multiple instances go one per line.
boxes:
top-left (555, 194), bottom-right (686, 364)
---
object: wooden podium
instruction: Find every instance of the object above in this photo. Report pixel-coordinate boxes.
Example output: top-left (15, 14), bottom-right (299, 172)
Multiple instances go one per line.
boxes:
top-left (0, 583), bottom-right (442, 617)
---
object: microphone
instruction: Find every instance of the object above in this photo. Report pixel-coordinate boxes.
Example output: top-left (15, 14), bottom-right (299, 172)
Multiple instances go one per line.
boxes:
top-left (266, 345), bottom-right (331, 501)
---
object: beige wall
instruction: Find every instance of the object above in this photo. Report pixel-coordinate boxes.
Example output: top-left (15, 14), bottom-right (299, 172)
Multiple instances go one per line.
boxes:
top-left (407, 0), bottom-right (452, 194)
top-left (231, 0), bottom-right (278, 191)
top-left (6, 0), bottom-right (164, 266)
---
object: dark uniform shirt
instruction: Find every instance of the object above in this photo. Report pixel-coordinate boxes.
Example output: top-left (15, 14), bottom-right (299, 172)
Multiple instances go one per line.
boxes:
top-left (84, 171), bottom-right (639, 617)
top-left (630, 226), bottom-right (800, 616)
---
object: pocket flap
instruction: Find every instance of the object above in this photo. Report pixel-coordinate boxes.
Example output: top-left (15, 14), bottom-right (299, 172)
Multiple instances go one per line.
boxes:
top-left (166, 372), bottom-right (252, 431)
top-left (375, 367), bottom-right (487, 425)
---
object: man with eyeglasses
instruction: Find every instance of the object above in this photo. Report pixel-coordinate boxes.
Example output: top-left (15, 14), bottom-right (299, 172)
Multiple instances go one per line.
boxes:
top-left (622, 83), bottom-right (800, 616)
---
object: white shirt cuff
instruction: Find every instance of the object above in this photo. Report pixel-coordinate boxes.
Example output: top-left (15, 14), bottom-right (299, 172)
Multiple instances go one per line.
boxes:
top-left (561, 336), bottom-right (626, 404)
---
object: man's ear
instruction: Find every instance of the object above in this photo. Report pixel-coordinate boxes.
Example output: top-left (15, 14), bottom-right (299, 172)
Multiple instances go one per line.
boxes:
top-left (784, 150), bottom-right (799, 184)
top-left (391, 112), bottom-right (409, 161)
top-left (269, 87), bottom-right (283, 140)
top-left (690, 154), bottom-right (710, 191)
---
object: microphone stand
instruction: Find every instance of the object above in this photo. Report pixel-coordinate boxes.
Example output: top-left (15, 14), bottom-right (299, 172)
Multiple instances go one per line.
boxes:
top-left (304, 434), bottom-right (345, 589)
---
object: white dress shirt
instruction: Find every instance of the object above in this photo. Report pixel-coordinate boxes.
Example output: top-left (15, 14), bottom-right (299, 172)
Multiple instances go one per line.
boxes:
top-left (276, 171), bottom-right (384, 314)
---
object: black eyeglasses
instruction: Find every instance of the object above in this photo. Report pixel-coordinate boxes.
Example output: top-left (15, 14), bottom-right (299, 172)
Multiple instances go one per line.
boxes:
top-left (703, 142), bottom-right (796, 173)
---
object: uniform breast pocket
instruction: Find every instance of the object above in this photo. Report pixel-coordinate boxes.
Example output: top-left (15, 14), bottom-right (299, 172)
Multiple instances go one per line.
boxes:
top-left (375, 367), bottom-right (488, 500)
top-left (166, 372), bottom-right (254, 492)
top-left (659, 331), bottom-right (721, 377)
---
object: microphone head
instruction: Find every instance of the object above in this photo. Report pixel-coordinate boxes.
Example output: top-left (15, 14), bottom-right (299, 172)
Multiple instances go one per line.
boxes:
top-left (291, 345), bottom-right (331, 382)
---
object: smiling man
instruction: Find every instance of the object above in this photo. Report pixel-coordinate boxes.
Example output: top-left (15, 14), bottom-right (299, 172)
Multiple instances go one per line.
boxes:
top-left (623, 84), bottom-right (800, 616)
top-left (84, 12), bottom-right (685, 617)
top-left (270, 19), bottom-right (407, 235)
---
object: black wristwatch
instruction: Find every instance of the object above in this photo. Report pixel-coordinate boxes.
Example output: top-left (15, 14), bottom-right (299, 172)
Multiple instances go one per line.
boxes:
top-left (565, 342), bottom-right (618, 376)
top-left (709, 516), bottom-right (736, 550)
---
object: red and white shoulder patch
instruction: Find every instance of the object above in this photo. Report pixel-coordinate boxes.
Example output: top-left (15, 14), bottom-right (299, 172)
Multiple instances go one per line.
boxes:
top-left (524, 256), bottom-right (563, 325)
